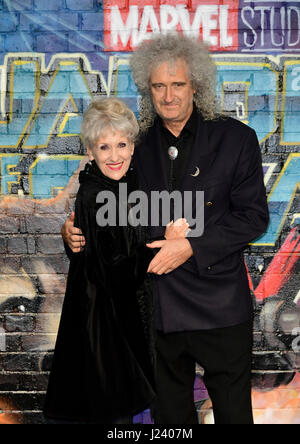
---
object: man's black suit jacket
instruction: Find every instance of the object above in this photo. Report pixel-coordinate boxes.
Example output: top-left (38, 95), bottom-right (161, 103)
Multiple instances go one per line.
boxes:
top-left (133, 113), bottom-right (269, 333)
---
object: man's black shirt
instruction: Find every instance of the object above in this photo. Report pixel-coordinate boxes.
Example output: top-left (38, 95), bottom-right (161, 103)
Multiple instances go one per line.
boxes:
top-left (159, 105), bottom-right (198, 191)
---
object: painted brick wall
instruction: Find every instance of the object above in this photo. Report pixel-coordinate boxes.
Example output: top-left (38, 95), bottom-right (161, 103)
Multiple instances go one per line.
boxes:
top-left (0, 0), bottom-right (299, 425)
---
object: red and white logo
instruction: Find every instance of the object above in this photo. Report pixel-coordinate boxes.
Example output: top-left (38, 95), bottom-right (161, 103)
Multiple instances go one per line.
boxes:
top-left (103, 0), bottom-right (238, 52)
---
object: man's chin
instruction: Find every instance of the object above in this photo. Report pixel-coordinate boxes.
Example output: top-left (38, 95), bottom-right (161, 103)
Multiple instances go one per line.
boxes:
top-left (160, 112), bottom-right (181, 122)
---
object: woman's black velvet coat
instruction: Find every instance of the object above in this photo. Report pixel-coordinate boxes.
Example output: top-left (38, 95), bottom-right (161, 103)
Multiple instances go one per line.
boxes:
top-left (43, 161), bottom-right (155, 423)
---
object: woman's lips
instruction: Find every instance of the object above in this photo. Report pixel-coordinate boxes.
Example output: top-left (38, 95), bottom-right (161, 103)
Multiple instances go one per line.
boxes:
top-left (106, 162), bottom-right (124, 171)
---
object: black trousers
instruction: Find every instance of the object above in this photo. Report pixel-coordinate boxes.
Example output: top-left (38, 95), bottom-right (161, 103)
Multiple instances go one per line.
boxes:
top-left (153, 320), bottom-right (254, 425)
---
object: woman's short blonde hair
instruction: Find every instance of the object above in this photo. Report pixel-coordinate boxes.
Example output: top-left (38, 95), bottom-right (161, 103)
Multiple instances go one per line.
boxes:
top-left (80, 98), bottom-right (139, 149)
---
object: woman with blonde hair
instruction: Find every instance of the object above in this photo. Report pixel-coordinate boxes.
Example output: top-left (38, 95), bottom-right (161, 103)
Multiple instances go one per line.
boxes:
top-left (44, 97), bottom-right (188, 424)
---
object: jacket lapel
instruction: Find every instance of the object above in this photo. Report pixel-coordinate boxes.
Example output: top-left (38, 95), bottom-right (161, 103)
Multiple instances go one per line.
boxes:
top-left (180, 114), bottom-right (218, 191)
top-left (134, 119), bottom-right (168, 192)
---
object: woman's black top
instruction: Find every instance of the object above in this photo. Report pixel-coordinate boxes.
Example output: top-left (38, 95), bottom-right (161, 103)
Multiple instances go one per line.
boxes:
top-left (43, 160), bottom-right (155, 423)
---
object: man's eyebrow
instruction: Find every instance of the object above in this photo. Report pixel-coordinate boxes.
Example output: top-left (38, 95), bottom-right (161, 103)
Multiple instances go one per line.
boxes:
top-left (151, 81), bottom-right (187, 86)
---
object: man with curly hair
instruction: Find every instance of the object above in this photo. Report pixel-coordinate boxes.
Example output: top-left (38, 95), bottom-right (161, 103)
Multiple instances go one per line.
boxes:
top-left (62, 34), bottom-right (269, 424)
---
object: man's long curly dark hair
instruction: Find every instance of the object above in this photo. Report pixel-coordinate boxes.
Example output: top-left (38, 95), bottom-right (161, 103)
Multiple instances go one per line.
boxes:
top-left (130, 34), bottom-right (218, 132)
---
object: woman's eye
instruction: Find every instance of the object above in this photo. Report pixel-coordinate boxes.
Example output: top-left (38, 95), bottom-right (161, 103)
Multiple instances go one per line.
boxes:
top-left (99, 144), bottom-right (109, 150)
top-left (118, 143), bottom-right (127, 148)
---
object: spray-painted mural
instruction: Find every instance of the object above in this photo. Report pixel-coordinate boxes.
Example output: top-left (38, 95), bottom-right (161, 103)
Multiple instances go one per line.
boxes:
top-left (0, 0), bottom-right (299, 424)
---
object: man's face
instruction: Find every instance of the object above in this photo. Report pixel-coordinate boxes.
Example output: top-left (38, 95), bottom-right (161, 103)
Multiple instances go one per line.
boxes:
top-left (150, 58), bottom-right (196, 127)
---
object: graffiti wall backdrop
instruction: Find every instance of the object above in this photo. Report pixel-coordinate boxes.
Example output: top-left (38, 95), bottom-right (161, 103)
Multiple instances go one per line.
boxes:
top-left (0, 0), bottom-right (299, 424)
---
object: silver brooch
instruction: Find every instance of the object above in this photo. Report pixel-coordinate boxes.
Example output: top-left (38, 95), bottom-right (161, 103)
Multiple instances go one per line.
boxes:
top-left (168, 146), bottom-right (178, 160)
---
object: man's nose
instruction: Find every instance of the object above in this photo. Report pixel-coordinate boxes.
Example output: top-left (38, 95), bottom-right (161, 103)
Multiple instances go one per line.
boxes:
top-left (164, 86), bottom-right (174, 103)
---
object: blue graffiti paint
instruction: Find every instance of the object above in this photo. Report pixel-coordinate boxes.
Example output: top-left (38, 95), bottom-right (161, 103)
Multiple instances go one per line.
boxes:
top-left (0, 62), bottom-right (38, 148)
top-left (29, 155), bottom-right (82, 199)
top-left (24, 62), bottom-right (92, 147)
top-left (254, 154), bottom-right (300, 245)
top-left (282, 62), bottom-right (300, 144)
top-left (114, 59), bottom-right (139, 117)
top-left (0, 154), bottom-right (22, 194)
top-left (216, 62), bottom-right (278, 142)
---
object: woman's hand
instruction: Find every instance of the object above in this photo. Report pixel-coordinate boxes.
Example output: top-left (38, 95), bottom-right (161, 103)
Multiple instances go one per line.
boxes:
top-left (164, 218), bottom-right (190, 240)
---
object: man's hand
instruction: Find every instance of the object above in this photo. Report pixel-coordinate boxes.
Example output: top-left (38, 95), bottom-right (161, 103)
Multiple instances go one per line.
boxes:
top-left (146, 238), bottom-right (193, 275)
top-left (61, 212), bottom-right (86, 253)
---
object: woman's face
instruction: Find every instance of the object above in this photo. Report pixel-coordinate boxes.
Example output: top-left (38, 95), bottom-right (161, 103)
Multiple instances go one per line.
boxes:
top-left (88, 129), bottom-right (134, 181)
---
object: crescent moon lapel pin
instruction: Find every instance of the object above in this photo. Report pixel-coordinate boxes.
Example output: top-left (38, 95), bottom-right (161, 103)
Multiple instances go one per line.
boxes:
top-left (190, 166), bottom-right (200, 177)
